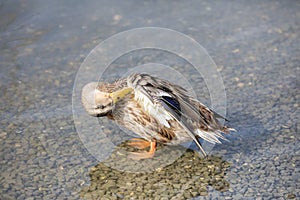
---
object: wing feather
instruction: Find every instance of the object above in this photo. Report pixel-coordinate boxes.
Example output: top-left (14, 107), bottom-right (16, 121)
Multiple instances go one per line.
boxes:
top-left (127, 73), bottom-right (230, 156)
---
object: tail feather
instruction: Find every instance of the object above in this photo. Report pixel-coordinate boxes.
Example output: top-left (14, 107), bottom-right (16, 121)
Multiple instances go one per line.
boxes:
top-left (195, 129), bottom-right (224, 144)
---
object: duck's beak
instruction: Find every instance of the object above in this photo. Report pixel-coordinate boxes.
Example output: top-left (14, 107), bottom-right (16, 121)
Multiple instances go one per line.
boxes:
top-left (109, 87), bottom-right (133, 104)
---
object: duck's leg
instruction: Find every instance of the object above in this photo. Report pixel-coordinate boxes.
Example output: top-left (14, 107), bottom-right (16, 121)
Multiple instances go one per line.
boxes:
top-left (127, 138), bottom-right (151, 149)
top-left (128, 140), bottom-right (157, 160)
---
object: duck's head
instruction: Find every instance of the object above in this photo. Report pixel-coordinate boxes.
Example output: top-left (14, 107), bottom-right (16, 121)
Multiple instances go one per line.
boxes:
top-left (82, 82), bottom-right (133, 117)
top-left (82, 82), bottom-right (113, 117)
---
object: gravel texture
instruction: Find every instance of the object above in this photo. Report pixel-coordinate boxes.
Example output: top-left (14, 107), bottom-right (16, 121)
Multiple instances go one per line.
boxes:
top-left (0, 0), bottom-right (299, 199)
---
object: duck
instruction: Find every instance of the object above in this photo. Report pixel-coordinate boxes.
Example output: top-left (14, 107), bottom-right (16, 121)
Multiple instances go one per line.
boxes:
top-left (82, 73), bottom-right (234, 160)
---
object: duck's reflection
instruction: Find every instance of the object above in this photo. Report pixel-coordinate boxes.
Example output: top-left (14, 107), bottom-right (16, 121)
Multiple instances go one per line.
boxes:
top-left (80, 143), bottom-right (230, 199)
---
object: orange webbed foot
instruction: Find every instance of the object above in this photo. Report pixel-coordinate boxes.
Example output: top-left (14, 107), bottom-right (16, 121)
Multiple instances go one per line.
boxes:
top-left (127, 139), bottom-right (156, 160)
top-left (127, 138), bottom-right (151, 150)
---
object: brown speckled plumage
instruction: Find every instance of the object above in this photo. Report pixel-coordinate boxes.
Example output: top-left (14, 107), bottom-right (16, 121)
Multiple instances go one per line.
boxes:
top-left (82, 73), bottom-right (235, 158)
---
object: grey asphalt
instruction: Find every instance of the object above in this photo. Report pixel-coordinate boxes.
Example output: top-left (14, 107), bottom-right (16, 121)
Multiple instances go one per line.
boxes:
top-left (0, 0), bottom-right (299, 199)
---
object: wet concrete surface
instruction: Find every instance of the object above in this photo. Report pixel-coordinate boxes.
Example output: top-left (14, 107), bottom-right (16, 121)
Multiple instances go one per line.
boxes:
top-left (0, 0), bottom-right (299, 199)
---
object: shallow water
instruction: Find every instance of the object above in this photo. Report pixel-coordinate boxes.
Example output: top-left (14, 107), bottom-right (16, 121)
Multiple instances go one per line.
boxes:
top-left (1, 0), bottom-right (299, 199)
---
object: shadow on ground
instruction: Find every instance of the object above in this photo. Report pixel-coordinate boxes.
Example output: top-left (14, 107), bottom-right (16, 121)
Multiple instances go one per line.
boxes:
top-left (80, 143), bottom-right (230, 199)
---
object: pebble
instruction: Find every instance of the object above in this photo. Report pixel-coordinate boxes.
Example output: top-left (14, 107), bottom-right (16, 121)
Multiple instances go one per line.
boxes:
top-left (80, 150), bottom-right (231, 199)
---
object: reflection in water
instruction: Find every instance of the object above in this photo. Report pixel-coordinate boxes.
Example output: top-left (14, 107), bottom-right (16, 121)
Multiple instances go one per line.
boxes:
top-left (80, 142), bottom-right (230, 199)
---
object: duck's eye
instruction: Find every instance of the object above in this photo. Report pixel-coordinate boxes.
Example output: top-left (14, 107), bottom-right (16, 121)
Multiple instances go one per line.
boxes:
top-left (97, 105), bottom-right (105, 109)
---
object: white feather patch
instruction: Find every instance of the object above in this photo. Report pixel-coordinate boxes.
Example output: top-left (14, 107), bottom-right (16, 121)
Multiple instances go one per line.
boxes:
top-left (158, 90), bottom-right (172, 97)
top-left (195, 129), bottom-right (222, 144)
top-left (134, 90), bottom-right (172, 128)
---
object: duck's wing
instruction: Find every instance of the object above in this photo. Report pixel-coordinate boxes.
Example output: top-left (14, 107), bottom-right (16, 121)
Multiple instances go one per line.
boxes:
top-left (127, 73), bottom-right (232, 156)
